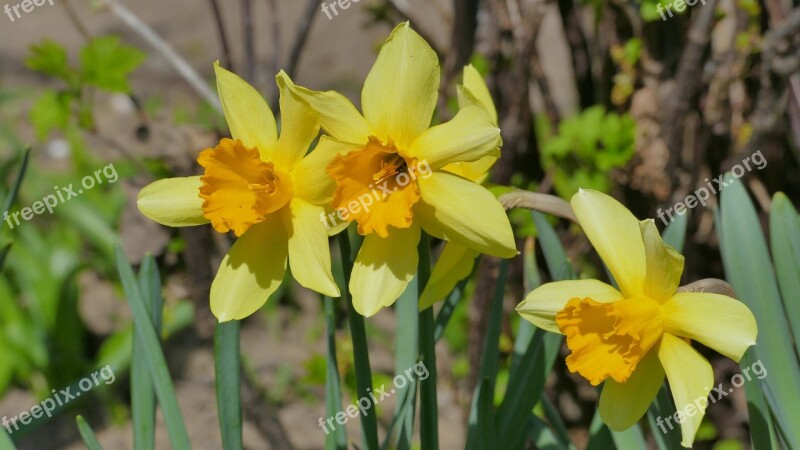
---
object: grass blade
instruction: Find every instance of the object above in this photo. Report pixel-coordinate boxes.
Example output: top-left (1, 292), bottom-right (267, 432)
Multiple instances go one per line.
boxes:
top-left (392, 277), bottom-right (418, 450)
top-left (0, 428), bottom-right (16, 450)
top-left (647, 385), bottom-right (682, 450)
top-left (417, 232), bottom-right (438, 450)
top-left (76, 416), bottom-right (104, 450)
top-left (718, 176), bottom-right (800, 449)
top-left (1, 147), bottom-right (30, 219)
top-left (337, 233), bottom-right (380, 450)
top-left (323, 296), bottom-right (347, 450)
top-left (215, 320), bottom-right (242, 450)
top-left (769, 192), bottom-right (800, 347)
top-left (132, 255), bottom-right (162, 450)
top-left (115, 246), bottom-right (191, 450)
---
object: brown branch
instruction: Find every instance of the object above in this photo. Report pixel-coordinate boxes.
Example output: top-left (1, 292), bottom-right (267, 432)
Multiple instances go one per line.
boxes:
top-left (285, 0), bottom-right (320, 79)
top-left (207, 0), bottom-right (234, 71)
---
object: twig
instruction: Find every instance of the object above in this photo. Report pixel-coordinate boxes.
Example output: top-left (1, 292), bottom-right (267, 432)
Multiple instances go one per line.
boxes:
top-left (98, 0), bottom-right (221, 111)
top-left (285, 0), bottom-right (320, 79)
top-left (241, 0), bottom-right (255, 83)
top-left (207, 0), bottom-right (234, 71)
top-left (61, 0), bottom-right (91, 41)
top-left (266, 0), bottom-right (281, 82)
top-left (498, 190), bottom-right (578, 224)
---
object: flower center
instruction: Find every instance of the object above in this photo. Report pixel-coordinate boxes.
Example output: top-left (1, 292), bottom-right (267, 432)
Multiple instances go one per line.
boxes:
top-left (556, 297), bottom-right (663, 385)
top-left (326, 136), bottom-right (421, 238)
top-left (198, 138), bottom-right (292, 236)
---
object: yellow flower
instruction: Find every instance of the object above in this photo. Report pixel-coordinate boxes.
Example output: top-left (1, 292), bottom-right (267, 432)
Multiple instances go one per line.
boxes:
top-left (419, 64), bottom-right (500, 309)
top-left (137, 62), bottom-right (342, 321)
top-left (516, 189), bottom-right (757, 447)
top-left (283, 23), bottom-right (516, 316)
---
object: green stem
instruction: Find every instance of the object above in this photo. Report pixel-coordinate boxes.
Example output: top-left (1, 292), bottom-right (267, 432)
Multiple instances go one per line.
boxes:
top-left (417, 232), bottom-right (438, 450)
top-left (337, 233), bottom-right (380, 450)
top-left (215, 320), bottom-right (243, 450)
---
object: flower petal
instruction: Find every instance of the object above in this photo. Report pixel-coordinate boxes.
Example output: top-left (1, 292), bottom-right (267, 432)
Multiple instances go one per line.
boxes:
top-left (571, 189), bottom-right (646, 298)
top-left (214, 62), bottom-right (277, 157)
top-left (416, 172), bottom-right (516, 258)
top-left (458, 64), bottom-right (498, 124)
top-left (657, 333), bottom-right (713, 448)
top-left (361, 22), bottom-right (439, 150)
top-left (281, 198), bottom-right (339, 297)
top-left (211, 216), bottom-right (288, 321)
top-left (137, 177), bottom-right (208, 227)
top-left (292, 137), bottom-right (362, 206)
top-left (441, 155), bottom-right (497, 184)
top-left (516, 280), bottom-right (624, 333)
top-left (271, 71), bottom-right (320, 170)
top-left (419, 241), bottom-right (478, 310)
top-left (350, 225), bottom-right (420, 317)
top-left (407, 106), bottom-right (500, 170)
top-left (641, 219), bottom-right (684, 302)
top-left (280, 74), bottom-right (370, 145)
top-left (661, 292), bottom-right (757, 361)
top-left (599, 349), bottom-right (664, 430)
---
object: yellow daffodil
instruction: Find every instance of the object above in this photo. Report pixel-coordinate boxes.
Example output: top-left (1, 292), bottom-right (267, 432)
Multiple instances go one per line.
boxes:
top-left (283, 23), bottom-right (516, 316)
top-left (137, 62), bottom-right (342, 321)
top-left (419, 64), bottom-right (500, 309)
top-left (516, 189), bottom-right (757, 447)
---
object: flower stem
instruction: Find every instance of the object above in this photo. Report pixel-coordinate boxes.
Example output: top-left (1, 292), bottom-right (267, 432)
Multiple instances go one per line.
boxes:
top-left (337, 232), bottom-right (380, 450)
top-left (418, 232), bottom-right (438, 450)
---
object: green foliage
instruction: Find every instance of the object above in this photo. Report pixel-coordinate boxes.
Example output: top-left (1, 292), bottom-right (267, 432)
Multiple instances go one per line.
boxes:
top-left (26, 36), bottom-right (145, 141)
top-left (538, 106), bottom-right (636, 198)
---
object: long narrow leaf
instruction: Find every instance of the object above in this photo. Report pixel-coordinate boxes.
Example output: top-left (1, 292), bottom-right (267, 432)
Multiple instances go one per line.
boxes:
top-left (392, 277), bottom-right (418, 450)
top-left (718, 176), bottom-right (800, 449)
top-left (0, 428), bottom-right (16, 450)
top-left (1, 147), bottom-right (30, 218)
top-left (115, 246), bottom-right (191, 450)
top-left (323, 296), bottom-right (347, 450)
top-left (76, 416), bottom-right (104, 450)
top-left (132, 255), bottom-right (162, 450)
top-left (769, 193), bottom-right (800, 348)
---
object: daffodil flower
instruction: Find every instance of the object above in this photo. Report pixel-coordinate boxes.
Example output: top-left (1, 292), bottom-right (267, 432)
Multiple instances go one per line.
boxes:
top-left (137, 62), bottom-right (342, 321)
top-left (516, 189), bottom-right (757, 447)
top-left (419, 64), bottom-right (500, 309)
top-left (283, 23), bottom-right (516, 316)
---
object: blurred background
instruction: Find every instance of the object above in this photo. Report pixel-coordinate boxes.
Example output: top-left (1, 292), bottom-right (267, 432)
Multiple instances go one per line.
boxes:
top-left (0, 0), bottom-right (798, 448)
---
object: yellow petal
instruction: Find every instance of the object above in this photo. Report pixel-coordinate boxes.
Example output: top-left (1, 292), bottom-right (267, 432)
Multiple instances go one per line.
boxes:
top-left (292, 137), bottom-right (362, 206)
top-left (211, 216), bottom-right (288, 321)
top-left (419, 241), bottom-right (477, 310)
top-left (459, 64), bottom-right (498, 124)
top-left (516, 280), bottom-right (624, 333)
top-left (641, 219), bottom-right (684, 302)
top-left (137, 177), bottom-right (208, 227)
top-left (416, 172), bottom-right (516, 258)
top-left (599, 349), bottom-right (664, 430)
top-left (657, 333), bottom-right (713, 448)
top-left (214, 62), bottom-right (277, 158)
top-left (350, 225), bottom-right (420, 317)
top-left (272, 71), bottom-right (320, 171)
top-left (279, 73), bottom-right (370, 145)
top-left (661, 292), bottom-right (757, 361)
top-left (407, 106), bottom-right (500, 170)
top-left (281, 198), bottom-right (339, 297)
top-left (441, 155), bottom-right (497, 184)
top-left (361, 22), bottom-right (439, 150)
top-left (571, 189), bottom-right (646, 298)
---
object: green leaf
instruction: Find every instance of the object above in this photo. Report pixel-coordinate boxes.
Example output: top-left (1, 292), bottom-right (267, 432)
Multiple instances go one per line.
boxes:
top-left (115, 246), bottom-right (191, 450)
top-left (611, 423), bottom-right (648, 449)
top-left (769, 192), bottom-right (800, 345)
top-left (76, 416), bottom-right (104, 450)
top-left (528, 416), bottom-right (568, 450)
top-left (647, 386), bottom-right (682, 450)
top-left (661, 209), bottom-right (688, 252)
top-left (336, 233), bottom-right (379, 450)
top-left (30, 91), bottom-right (71, 139)
top-left (417, 233), bottom-right (438, 450)
top-left (323, 296), bottom-right (347, 450)
top-left (26, 40), bottom-right (70, 79)
top-left (215, 320), bottom-right (242, 450)
top-left (718, 176), bottom-right (800, 450)
top-left (391, 278), bottom-right (418, 450)
top-left (132, 255), bottom-right (162, 450)
top-left (80, 36), bottom-right (146, 92)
